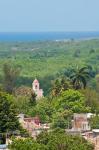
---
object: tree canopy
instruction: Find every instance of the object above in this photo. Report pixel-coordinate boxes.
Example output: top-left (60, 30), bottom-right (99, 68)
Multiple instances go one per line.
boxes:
top-left (0, 91), bottom-right (20, 133)
top-left (9, 129), bottom-right (94, 150)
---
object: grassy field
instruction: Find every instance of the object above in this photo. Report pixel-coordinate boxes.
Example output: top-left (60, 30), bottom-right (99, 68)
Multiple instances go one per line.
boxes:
top-left (0, 39), bottom-right (99, 94)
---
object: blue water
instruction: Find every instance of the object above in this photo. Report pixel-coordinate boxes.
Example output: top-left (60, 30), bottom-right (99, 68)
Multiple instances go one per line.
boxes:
top-left (0, 32), bottom-right (99, 42)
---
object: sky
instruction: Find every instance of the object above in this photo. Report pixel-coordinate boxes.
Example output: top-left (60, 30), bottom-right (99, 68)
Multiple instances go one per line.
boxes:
top-left (0, 0), bottom-right (99, 32)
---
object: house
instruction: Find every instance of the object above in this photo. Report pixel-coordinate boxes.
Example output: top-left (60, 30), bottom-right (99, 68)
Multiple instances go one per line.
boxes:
top-left (32, 79), bottom-right (43, 99)
top-left (19, 114), bottom-right (41, 131)
top-left (18, 114), bottom-right (50, 138)
top-left (18, 114), bottom-right (41, 136)
top-left (72, 113), bottom-right (91, 132)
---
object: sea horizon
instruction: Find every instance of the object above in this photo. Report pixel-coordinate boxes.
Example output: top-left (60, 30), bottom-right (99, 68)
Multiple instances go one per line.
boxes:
top-left (0, 31), bottom-right (99, 42)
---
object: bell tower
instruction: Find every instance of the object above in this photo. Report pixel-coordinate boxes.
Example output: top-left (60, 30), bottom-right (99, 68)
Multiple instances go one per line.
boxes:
top-left (32, 79), bottom-right (40, 92)
top-left (32, 78), bottom-right (43, 99)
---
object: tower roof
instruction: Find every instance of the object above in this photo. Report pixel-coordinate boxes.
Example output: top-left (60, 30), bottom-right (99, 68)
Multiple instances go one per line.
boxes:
top-left (33, 79), bottom-right (39, 84)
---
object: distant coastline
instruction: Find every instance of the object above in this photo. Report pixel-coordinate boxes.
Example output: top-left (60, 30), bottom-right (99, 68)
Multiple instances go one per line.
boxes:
top-left (0, 31), bottom-right (99, 42)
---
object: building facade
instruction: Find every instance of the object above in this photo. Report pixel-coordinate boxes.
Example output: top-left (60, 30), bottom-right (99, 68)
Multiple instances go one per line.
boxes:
top-left (72, 113), bottom-right (91, 132)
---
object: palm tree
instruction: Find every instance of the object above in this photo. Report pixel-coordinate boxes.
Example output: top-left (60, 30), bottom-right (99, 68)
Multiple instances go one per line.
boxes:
top-left (70, 66), bottom-right (91, 90)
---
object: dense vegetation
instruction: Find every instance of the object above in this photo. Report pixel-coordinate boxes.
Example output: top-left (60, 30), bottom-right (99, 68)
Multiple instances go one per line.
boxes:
top-left (0, 92), bottom-right (20, 144)
top-left (9, 129), bottom-right (94, 150)
top-left (0, 39), bottom-right (99, 149)
top-left (0, 39), bottom-right (99, 129)
top-left (13, 88), bottom-right (98, 129)
top-left (0, 39), bottom-right (99, 94)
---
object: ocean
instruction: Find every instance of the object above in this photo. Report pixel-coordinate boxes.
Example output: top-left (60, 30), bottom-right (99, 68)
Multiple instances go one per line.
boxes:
top-left (0, 32), bottom-right (99, 42)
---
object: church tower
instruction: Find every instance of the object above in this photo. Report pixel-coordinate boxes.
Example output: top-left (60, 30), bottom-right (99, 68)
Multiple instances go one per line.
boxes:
top-left (32, 79), bottom-right (40, 92)
top-left (32, 79), bottom-right (43, 99)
